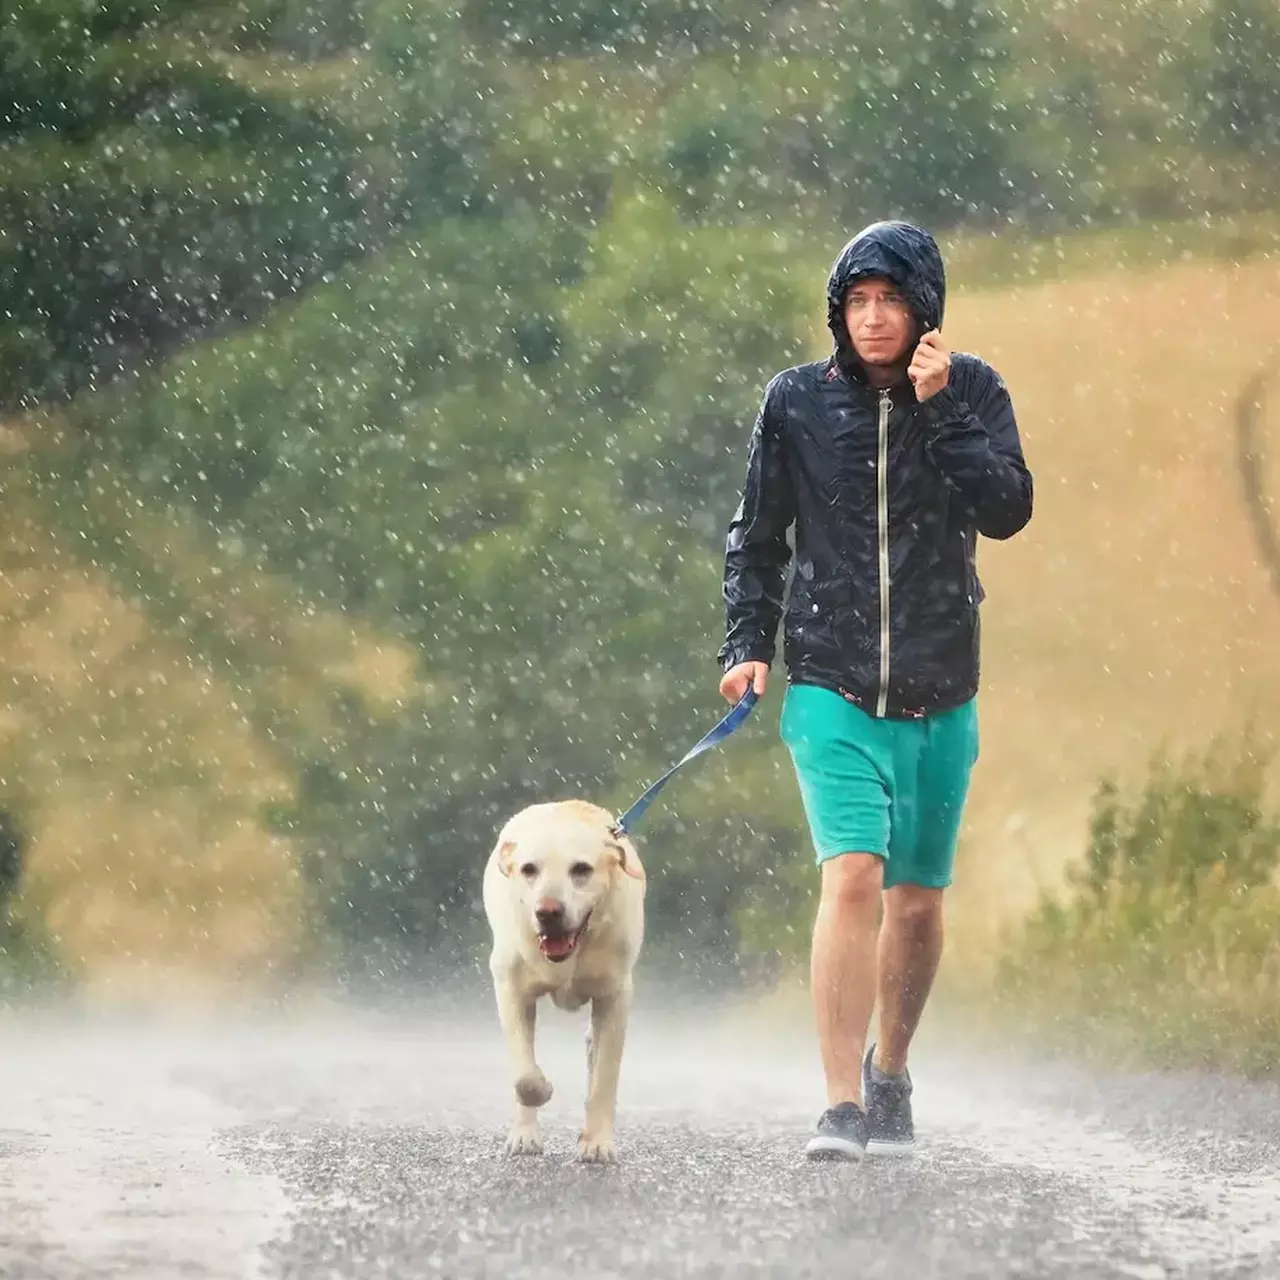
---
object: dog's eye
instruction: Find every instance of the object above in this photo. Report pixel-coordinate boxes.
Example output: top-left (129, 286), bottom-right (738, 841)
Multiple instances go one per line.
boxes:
top-left (570, 862), bottom-right (593, 879)
top-left (519, 862), bottom-right (538, 879)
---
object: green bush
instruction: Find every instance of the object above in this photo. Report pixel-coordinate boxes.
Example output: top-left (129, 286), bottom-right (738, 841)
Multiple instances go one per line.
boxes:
top-left (996, 739), bottom-right (1280, 1077)
top-left (643, 1), bottom-right (1029, 229)
top-left (1, 1), bottom-right (213, 137)
top-left (647, 61), bottom-right (822, 222)
top-left (0, 805), bottom-right (65, 1001)
top-left (364, 0), bottom-right (508, 220)
top-left (821, 0), bottom-right (1028, 225)
top-left (0, 326), bottom-right (58, 407)
top-left (1200, 0), bottom-right (1280, 158)
top-left (0, 124), bottom-right (376, 409)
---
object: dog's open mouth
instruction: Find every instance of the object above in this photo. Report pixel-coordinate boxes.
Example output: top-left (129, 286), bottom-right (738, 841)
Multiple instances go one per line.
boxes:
top-left (538, 913), bottom-right (591, 963)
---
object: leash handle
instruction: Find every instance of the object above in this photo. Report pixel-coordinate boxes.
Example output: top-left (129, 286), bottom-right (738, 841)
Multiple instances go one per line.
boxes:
top-left (612, 687), bottom-right (759, 837)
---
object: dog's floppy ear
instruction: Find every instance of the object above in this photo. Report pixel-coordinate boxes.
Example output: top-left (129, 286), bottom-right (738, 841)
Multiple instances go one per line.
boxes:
top-left (606, 834), bottom-right (645, 881)
top-left (496, 839), bottom-right (518, 877)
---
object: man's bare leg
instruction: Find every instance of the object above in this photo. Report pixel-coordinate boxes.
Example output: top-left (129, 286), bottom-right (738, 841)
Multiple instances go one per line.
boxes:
top-left (810, 852), bottom-right (883, 1106)
top-left (874, 883), bottom-right (944, 1074)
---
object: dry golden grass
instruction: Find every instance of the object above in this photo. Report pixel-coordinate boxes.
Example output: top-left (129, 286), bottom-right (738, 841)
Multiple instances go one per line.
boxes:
top-left (936, 256), bottom-right (1280, 963)
top-left (0, 514), bottom-right (296, 1000)
top-left (0, 490), bottom-right (423, 1005)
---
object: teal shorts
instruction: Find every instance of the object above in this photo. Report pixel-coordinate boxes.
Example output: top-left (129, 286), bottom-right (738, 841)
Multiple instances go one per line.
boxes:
top-left (779, 683), bottom-right (979, 888)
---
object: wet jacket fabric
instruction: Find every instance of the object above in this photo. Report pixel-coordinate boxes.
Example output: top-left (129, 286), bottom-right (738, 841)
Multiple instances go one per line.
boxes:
top-left (718, 220), bottom-right (1033, 719)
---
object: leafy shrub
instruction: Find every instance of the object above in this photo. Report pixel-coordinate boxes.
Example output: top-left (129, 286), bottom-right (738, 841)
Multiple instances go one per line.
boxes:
top-left (996, 738), bottom-right (1280, 1076)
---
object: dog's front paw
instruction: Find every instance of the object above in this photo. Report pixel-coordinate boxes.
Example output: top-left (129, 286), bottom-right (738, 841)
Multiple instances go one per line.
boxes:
top-left (515, 1070), bottom-right (553, 1108)
top-left (505, 1122), bottom-right (544, 1156)
top-left (576, 1129), bottom-right (617, 1165)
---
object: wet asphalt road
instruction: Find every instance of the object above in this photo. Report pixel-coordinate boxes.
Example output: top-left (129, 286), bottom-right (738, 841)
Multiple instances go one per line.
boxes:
top-left (1, 991), bottom-right (1279, 1280)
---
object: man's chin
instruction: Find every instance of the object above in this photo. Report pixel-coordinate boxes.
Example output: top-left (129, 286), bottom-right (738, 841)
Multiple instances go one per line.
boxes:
top-left (856, 349), bottom-right (907, 367)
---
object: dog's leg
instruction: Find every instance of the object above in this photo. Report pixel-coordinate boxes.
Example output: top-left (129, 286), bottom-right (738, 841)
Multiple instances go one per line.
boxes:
top-left (578, 982), bottom-right (631, 1164)
top-left (585, 1022), bottom-right (598, 1087)
top-left (494, 976), bottom-right (552, 1154)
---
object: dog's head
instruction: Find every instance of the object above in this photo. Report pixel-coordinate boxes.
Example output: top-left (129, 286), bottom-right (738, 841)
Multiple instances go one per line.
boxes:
top-left (494, 801), bottom-right (644, 964)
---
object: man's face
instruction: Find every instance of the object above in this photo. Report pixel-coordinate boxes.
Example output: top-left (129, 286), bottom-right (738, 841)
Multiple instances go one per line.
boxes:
top-left (844, 276), bottom-right (916, 369)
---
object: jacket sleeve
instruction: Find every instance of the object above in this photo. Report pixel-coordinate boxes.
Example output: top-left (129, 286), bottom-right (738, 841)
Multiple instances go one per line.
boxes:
top-left (920, 361), bottom-right (1033, 540)
top-left (718, 375), bottom-right (796, 671)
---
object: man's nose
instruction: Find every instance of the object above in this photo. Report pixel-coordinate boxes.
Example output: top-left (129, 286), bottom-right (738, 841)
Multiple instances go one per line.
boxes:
top-left (534, 899), bottom-right (565, 929)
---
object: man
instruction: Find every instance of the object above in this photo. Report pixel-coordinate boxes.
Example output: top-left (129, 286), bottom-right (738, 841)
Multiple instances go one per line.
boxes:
top-left (717, 220), bottom-right (1033, 1160)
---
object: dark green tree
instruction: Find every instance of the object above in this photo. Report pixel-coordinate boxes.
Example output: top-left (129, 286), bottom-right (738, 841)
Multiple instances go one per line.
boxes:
top-left (1201, 0), bottom-right (1280, 157)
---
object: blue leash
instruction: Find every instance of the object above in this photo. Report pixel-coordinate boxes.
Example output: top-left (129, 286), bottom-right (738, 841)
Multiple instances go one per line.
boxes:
top-left (611, 688), bottom-right (759, 837)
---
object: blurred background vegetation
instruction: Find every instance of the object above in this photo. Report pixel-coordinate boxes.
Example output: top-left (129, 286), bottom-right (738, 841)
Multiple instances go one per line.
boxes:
top-left (2, 0), bottom-right (1280, 1068)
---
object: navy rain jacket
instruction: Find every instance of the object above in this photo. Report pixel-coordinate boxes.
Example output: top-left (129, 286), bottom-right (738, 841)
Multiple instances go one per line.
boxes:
top-left (718, 220), bottom-right (1033, 719)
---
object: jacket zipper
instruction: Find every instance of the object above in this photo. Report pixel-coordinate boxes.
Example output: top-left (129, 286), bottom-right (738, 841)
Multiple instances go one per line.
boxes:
top-left (876, 388), bottom-right (891, 717)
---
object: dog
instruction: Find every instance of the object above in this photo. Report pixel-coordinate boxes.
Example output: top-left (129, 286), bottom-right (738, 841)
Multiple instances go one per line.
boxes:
top-left (482, 798), bottom-right (646, 1163)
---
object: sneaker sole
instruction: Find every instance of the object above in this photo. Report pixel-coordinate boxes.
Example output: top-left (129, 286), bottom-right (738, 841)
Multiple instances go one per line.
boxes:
top-left (805, 1135), bottom-right (867, 1162)
top-left (865, 1137), bottom-right (916, 1157)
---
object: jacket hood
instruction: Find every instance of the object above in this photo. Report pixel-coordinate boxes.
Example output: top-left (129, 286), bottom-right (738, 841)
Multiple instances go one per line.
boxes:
top-left (826, 220), bottom-right (946, 379)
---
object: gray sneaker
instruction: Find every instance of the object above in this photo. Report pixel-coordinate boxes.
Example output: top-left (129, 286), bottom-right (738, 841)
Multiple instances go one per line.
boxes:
top-left (863, 1044), bottom-right (915, 1153)
top-left (805, 1101), bottom-right (868, 1161)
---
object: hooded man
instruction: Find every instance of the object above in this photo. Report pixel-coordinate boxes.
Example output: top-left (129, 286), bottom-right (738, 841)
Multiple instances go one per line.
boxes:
top-left (717, 220), bottom-right (1033, 1160)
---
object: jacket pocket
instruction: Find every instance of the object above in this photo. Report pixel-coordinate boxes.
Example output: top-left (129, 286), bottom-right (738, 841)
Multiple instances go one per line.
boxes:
top-left (784, 580), bottom-right (839, 652)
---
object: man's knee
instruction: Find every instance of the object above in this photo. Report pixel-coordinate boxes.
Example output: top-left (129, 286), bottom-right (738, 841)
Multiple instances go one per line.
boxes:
top-left (819, 852), bottom-right (884, 915)
top-left (884, 883), bottom-right (944, 932)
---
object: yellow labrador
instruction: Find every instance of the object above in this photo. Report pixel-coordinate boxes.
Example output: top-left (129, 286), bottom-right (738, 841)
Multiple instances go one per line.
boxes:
top-left (482, 799), bottom-right (646, 1163)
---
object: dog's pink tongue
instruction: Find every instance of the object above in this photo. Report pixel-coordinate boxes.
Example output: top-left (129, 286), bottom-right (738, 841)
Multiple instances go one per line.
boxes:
top-left (540, 935), bottom-right (574, 959)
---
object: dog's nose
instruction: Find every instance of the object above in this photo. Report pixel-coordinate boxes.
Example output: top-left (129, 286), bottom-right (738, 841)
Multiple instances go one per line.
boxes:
top-left (534, 900), bottom-right (565, 929)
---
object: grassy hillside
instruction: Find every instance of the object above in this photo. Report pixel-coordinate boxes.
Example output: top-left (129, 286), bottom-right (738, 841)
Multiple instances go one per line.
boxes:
top-left (6, 0), bottom-right (1280, 1009)
top-left (4, 214), bottom-right (1279, 1003)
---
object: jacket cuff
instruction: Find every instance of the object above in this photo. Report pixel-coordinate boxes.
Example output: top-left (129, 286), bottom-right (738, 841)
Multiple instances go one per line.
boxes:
top-left (718, 644), bottom-right (773, 672)
top-left (919, 384), bottom-right (967, 426)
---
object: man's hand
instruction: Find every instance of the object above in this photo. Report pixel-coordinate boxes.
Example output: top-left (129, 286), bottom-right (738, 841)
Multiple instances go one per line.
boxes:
top-left (719, 661), bottom-right (768, 703)
top-left (908, 329), bottom-right (950, 401)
